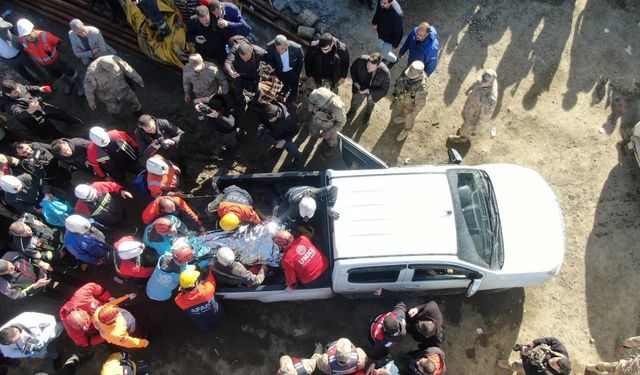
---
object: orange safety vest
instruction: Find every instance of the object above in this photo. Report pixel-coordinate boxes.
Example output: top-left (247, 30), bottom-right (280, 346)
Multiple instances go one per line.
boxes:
top-left (147, 167), bottom-right (180, 198)
top-left (19, 30), bottom-right (61, 66)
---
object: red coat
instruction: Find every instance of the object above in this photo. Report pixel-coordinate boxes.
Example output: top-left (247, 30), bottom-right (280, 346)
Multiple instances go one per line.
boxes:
top-left (74, 181), bottom-right (124, 216)
top-left (281, 236), bottom-right (328, 289)
top-left (19, 30), bottom-right (61, 65)
top-left (141, 196), bottom-right (202, 226)
top-left (113, 236), bottom-right (154, 279)
top-left (86, 130), bottom-right (138, 178)
top-left (217, 202), bottom-right (261, 224)
top-left (147, 165), bottom-right (180, 198)
top-left (59, 282), bottom-right (111, 347)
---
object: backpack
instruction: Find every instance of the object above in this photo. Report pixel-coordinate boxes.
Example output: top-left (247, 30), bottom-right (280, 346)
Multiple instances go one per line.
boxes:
top-left (39, 197), bottom-right (73, 227)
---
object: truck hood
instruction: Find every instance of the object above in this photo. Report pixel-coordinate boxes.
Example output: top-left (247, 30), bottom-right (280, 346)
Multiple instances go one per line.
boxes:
top-left (481, 164), bottom-right (565, 275)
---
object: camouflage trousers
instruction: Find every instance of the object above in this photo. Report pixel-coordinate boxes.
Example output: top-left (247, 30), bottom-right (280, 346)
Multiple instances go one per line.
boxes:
top-left (308, 119), bottom-right (338, 147)
top-left (392, 102), bottom-right (419, 131)
top-left (460, 106), bottom-right (485, 138)
top-left (590, 357), bottom-right (640, 375)
top-left (101, 88), bottom-right (141, 115)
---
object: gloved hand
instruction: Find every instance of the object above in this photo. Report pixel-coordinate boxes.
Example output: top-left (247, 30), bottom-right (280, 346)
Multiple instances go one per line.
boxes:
top-left (329, 208), bottom-right (340, 220)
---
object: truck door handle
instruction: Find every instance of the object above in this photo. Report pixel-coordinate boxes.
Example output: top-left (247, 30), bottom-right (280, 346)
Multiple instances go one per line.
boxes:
top-left (404, 284), bottom-right (422, 289)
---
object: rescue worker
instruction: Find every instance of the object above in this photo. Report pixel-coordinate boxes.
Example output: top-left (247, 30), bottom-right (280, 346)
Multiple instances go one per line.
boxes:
top-left (68, 19), bottom-right (115, 66)
top-left (50, 137), bottom-right (94, 175)
top-left (497, 337), bottom-right (571, 375)
top-left (347, 52), bottom-right (390, 124)
top-left (224, 40), bottom-right (268, 104)
top-left (84, 55), bottom-right (145, 115)
top-left (0, 16), bottom-right (45, 84)
top-left (63, 215), bottom-right (111, 265)
top-left (175, 268), bottom-right (223, 330)
top-left (408, 347), bottom-right (447, 375)
top-left (146, 241), bottom-right (195, 301)
top-left (143, 215), bottom-right (189, 256)
top-left (0, 174), bottom-right (52, 216)
top-left (59, 282), bottom-right (112, 348)
top-left (278, 185), bottom-right (339, 223)
top-left (74, 182), bottom-right (133, 230)
top-left (92, 294), bottom-right (149, 349)
top-left (9, 213), bottom-right (63, 262)
top-left (305, 33), bottom-right (350, 93)
top-left (101, 352), bottom-right (150, 375)
top-left (277, 343), bottom-right (323, 375)
top-left (145, 155), bottom-right (181, 198)
top-left (586, 336), bottom-right (640, 374)
top-left (113, 237), bottom-right (155, 281)
top-left (87, 126), bottom-right (140, 183)
top-left (392, 61), bottom-right (429, 142)
top-left (0, 251), bottom-right (53, 300)
top-left (183, 53), bottom-right (229, 105)
top-left (211, 246), bottom-right (266, 287)
top-left (206, 184), bottom-right (262, 232)
top-left (273, 230), bottom-right (329, 290)
top-left (369, 295), bottom-right (407, 359)
top-left (448, 69), bottom-right (498, 144)
top-left (0, 80), bottom-right (82, 140)
top-left (307, 87), bottom-right (347, 157)
top-left (12, 140), bottom-right (73, 189)
top-left (406, 301), bottom-right (444, 349)
top-left (15, 18), bottom-right (84, 96)
top-left (0, 312), bottom-right (63, 359)
top-left (142, 196), bottom-right (205, 232)
top-left (317, 338), bottom-right (369, 375)
top-left (134, 114), bottom-right (185, 162)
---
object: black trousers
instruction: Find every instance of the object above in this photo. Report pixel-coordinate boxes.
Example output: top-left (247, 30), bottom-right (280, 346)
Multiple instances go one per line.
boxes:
top-left (277, 70), bottom-right (301, 103)
top-left (2, 52), bottom-right (46, 84)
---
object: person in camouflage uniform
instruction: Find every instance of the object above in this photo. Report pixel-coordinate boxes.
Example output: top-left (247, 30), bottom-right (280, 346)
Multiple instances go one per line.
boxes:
top-left (182, 53), bottom-right (229, 104)
top-left (307, 87), bottom-right (346, 155)
top-left (497, 337), bottom-right (571, 375)
top-left (392, 61), bottom-right (429, 142)
top-left (84, 55), bottom-right (144, 115)
top-left (449, 69), bottom-right (498, 143)
top-left (586, 336), bottom-right (640, 375)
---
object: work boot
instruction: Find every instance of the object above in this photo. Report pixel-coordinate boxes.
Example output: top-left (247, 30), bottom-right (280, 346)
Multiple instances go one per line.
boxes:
top-left (396, 129), bottom-right (410, 142)
top-left (448, 134), bottom-right (469, 143)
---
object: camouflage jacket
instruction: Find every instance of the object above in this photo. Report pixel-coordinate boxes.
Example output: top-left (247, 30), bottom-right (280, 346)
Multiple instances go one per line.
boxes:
top-left (84, 55), bottom-right (144, 106)
top-left (183, 61), bottom-right (229, 99)
top-left (462, 80), bottom-right (498, 124)
top-left (311, 96), bottom-right (346, 133)
top-left (393, 75), bottom-right (428, 110)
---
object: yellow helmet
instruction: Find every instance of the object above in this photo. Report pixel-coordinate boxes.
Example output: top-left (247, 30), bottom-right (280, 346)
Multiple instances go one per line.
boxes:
top-left (179, 268), bottom-right (201, 289)
top-left (219, 213), bottom-right (240, 232)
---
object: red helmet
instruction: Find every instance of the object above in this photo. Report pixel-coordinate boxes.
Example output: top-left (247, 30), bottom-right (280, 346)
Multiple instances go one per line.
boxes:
top-left (153, 217), bottom-right (175, 236)
top-left (272, 230), bottom-right (294, 247)
top-left (67, 309), bottom-right (92, 331)
top-left (98, 305), bottom-right (120, 325)
top-left (172, 245), bottom-right (194, 264)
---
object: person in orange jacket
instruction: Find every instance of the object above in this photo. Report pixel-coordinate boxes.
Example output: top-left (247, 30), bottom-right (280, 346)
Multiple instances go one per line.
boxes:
top-left (92, 294), bottom-right (149, 349)
top-left (59, 282), bottom-right (112, 348)
top-left (142, 196), bottom-right (204, 232)
top-left (145, 155), bottom-right (181, 198)
top-left (175, 267), bottom-right (223, 330)
top-left (205, 185), bottom-right (261, 232)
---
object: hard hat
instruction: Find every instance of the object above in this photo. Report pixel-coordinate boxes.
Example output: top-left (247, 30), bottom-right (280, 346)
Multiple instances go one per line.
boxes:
top-left (146, 156), bottom-right (169, 176)
top-left (89, 127), bottom-right (110, 147)
top-left (308, 87), bottom-right (333, 107)
top-left (179, 268), bottom-right (201, 289)
top-left (172, 244), bottom-right (194, 264)
top-left (216, 246), bottom-right (235, 266)
top-left (74, 184), bottom-right (98, 201)
top-left (219, 213), bottom-right (240, 232)
top-left (153, 217), bottom-right (175, 236)
top-left (98, 305), bottom-right (120, 325)
top-left (272, 230), bottom-right (294, 247)
top-left (16, 19), bottom-right (34, 37)
top-left (67, 309), bottom-right (92, 331)
top-left (117, 240), bottom-right (144, 260)
top-left (0, 175), bottom-right (22, 194)
top-left (64, 215), bottom-right (91, 234)
top-left (298, 196), bottom-right (317, 222)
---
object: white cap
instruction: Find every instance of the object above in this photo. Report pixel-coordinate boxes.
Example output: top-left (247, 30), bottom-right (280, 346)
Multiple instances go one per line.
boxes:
top-left (16, 19), bottom-right (34, 37)
top-left (89, 127), bottom-right (110, 147)
top-left (117, 240), bottom-right (144, 260)
top-left (216, 247), bottom-right (235, 266)
top-left (65, 215), bottom-right (91, 234)
top-left (0, 175), bottom-right (23, 194)
top-left (146, 156), bottom-right (169, 175)
top-left (74, 184), bottom-right (98, 201)
top-left (299, 196), bottom-right (317, 221)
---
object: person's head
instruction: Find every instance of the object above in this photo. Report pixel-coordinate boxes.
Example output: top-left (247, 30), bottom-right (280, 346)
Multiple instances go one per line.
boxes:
top-left (16, 19), bottom-right (34, 40)
top-left (548, 357), bottom-right (571, 374)
top-left (179, 268), bottom-right (201, 289)
top-left (298, 196), bottom-right (317, 222)
top-left (308, 87), bottom-right (333, 111)
top-left (0, 259), bottom-right (15, 275)
top-left (67, 309), bottom-right (92, 331)
top-left (159, 197), bottom-right (177, 214)
top-left (366, 52), bottom-right (383, 73)
top-left (89, 127), bottom-right (111, 148)
top-left (138, 114), bottom-right (157, 134)
top-left (480, 69), bottom-right (497, 88)
top-left (51, 139), bottom-right (72, 157)
top-left (238, 42), bottom-right (253, 62)
top-left (74, 184), bottom-right (99, 202)
top-left (334, 338), bottom-right (355, 366)
top-left (195, 6), bottom-right (210, 26)
top-left (274, 35), bottom-right (289, 54)
top-left (172, 243), bottom-right (194, 265)
top-left (0, 175), bottom-right (24, 194)
top-left (382, 315), bottom-right (400, 335)
top-left (405, 61), bottom-right (425, 80)
top-left (416, 320), bottom-right (436, 337)
top-left (65, 215), bottom-right (92, 234)
top-left (219, 213), bottom-right (240, 232)
top-left (208, 0), bottom-right (223, 17)
top-left (216, 246), bottom-right (235, 266)
top-left (9, 222), bottom-right (32, 237)
top-left (0, 326), bottom-right (21, 345)
top-left (12, 142), bottom-right (33, 158)
top-left (188, 53), bottom-right (205, 73)
top-left (98, 305), bottom-right (120, 325)
top-left (380, 0), bottom-right (394, 9)
top-left (415, 358), bottom-right (436, 375)
top-left (416, 22), bottom-right (430, 42)
top-left (69, 19), bottom-right (88, 37)
top-left (1, 80), bottom-right (21, 98)
top-left (265, 104), bottom-right (281, 123)
top-left (272, 230), bottom-right (294, 248)
top-left (116, 240), bottom-right (144, 260)
top-left (319, 33), bottom-right (334, 54)
top-left (154, 217), bottom-right (177, 236)
top-left (146, 155), bottom-right (170, 176)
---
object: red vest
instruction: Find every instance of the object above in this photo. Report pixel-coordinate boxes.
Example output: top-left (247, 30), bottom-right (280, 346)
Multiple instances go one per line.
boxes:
top-left (20, 30), bottom-right (61, 65)
top-left (325, 340), bottom-right (359, 375)
top-left (281, 236), bottom-right (328, 287)
top-left (147, 166), bottom-right (180, 198)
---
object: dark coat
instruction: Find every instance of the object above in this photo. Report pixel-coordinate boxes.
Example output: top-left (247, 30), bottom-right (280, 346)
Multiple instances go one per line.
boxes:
top-left (224, 43), bottom-right (268, 83)
top-left (220, 2), bottom-right (252, 38)
top-left (522, 337), bottom-right (569, 375)
top-left (304, 38), bottom-right (350, 84)
top-left (349, 55), bottom-right (391, 102)
top-left (266, 40), bottom-right (304, 77)
top-left (371, 1), bottom-right (404, 47)
top-left (4, 173), bottom-right (50, 215)
top-left (53, 138), bottom-right (93, 174)
top-left (134, 118), bottom-right (185, 161)
top-left (258, 102), bottom-right (298, 142)
top-left (186, 15), bottom-right (227, 63)
top-left (206, 94), bottom-right (236, 134)
top-left (406, 300), bottom-right (444, 348)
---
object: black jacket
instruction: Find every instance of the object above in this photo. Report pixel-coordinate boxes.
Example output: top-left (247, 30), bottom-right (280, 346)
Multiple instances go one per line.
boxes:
top-left (266, 40), bottom-right (304, 77)
top-left (258, 102), bottom-right (298, 142)
top-left (4, 173), bottom-right (50, 215)
top-left (52, 138), bottom-right (92, 174)
top-left (350, 55), bottom-right (391, 102)
top-left (206, 94), bottom-right (236, 134)
top-left (224, 43), bottom-right (268, 83)
top-left (406, 300), bottom-right (444, 349)
top-left (134, 118), bottom-right (185, 160)
top-left (522, 337), bottom-right (569, 375)
top-left (304, 38), bottom-right (350, 84)
top-left (186, 15), bottom-right (227, 63)
top-left (372, 1), bottom-right (404, 47)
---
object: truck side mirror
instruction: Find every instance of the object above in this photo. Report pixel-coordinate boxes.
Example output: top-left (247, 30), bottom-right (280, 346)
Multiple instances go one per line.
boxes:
top-left (448, 148), bottom-right (463, 164)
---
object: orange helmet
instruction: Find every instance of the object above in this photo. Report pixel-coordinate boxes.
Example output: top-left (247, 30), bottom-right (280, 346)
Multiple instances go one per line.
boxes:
top-left (172, 245), bottom-right (194, 264)
top-left (67, 309), bottom-right (92, 331)
top-left (153, 217), bottom-right (175, 236)
top-left (98, 305), bottom-right (120, 325)
top-left (272, 230), bottom-right (294, 247)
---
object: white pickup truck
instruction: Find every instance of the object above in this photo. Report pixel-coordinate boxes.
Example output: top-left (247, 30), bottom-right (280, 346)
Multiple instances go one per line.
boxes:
top-left (214, 135), bottom-right (565, 302)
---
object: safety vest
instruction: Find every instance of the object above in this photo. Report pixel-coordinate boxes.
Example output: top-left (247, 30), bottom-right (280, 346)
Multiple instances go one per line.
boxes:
top-left (147, 167), bottom-right (179, 197)
top-left (325, 340), bottom-right (359, 375)
top-left (369, 311), bottom-right (406, 348)
top-left (20, 31), bottom-right (60, 65)
top-left (145, 254), bottom-right (182, 301)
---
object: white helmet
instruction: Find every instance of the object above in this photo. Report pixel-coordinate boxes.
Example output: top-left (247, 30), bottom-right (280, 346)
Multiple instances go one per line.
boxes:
top-left (74, 184), bottom-right (98, 201)
top-left (299, 196), bottom-right (317, 222)
top-left (16, 19), bottom-right (34, 37)
top-left (0, 175), bottom-right (23, 194)
top-left (117, 240), bottom-right (144, 260)
top-left (146, 156), bottom-right (169, 175)
top-left (89, 127), bottom-right (110, 147)
top-left (65, 215), bottom-right (91, 234)
top-left (216, 247), bottom-right (235, 266)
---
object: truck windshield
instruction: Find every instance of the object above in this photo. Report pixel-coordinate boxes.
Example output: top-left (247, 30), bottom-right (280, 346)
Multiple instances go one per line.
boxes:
top-left (446, 169), bottom-right (503, 270)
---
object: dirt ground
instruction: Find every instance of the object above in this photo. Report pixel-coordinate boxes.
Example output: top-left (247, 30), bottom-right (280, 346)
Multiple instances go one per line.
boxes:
top-left (2, 0), bottom-right (640, 374)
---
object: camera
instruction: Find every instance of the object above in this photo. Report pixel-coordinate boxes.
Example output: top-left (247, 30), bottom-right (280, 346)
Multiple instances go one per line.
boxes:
top-left (22, 337), bottom-right (43, 356)
top-left (151, 135), bottom-right (167, 149)
top-left (195, 103), bottom-right (212, 115)
top-left (513, 344), bottom-right (529, 352)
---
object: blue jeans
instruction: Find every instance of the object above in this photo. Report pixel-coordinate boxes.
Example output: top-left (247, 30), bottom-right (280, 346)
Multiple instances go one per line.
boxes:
top-left (377, 39), bottom-right (397, 63)
top-left (282, 140), bottom-right (302, 159)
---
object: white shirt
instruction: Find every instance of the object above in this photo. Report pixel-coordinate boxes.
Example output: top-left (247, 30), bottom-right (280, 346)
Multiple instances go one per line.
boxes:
top-left (0, 312), bottom-right (61, 358)
top-left (0, 37), bottom-right (19, 59)
top-left (279, 50), bottom-right (292, 72)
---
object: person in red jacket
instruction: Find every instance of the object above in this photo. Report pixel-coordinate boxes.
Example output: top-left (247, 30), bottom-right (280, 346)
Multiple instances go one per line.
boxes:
top-left (145, 155), bottom-right (181, 198)
top-left (273, 230), bottom-right (329, 290)
top-left (175, 267), bottom-right (223, 330)
top-left (87, 126), bottom-right (140, 183)
top-left (59, 282), bottom-right (112, 348)
top-left (142, 196), bottom-right (204, 232)
top-left (74, 181), bottom-right (133, 230)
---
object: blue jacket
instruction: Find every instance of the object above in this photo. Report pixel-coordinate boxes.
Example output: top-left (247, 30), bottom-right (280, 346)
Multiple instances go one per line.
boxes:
top-left (146, 254), bottom-right (184, 301)
top-left (222, 3), bottom-right (252, 38)
top-left (63, 229), bottom-right (110, 264)
top-left (399, 26), bottom-right (439, 76)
